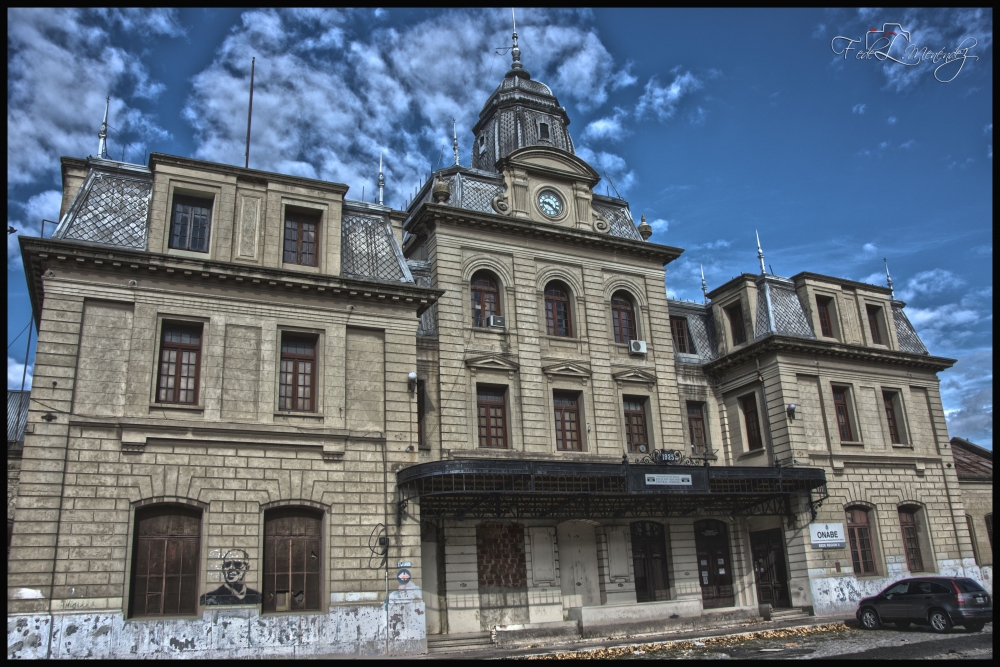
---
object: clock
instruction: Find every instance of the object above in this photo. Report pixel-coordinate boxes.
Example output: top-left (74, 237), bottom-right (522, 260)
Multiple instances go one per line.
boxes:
top-left (537, 190), bottom-right (564, 218)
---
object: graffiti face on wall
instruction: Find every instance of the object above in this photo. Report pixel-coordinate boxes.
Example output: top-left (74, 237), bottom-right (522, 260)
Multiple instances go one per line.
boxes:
top-left (200, 549), bottom-right (262, 605)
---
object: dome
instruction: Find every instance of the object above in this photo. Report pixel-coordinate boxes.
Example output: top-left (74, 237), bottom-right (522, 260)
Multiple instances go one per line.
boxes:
top-left (470, 35), bottom-right (574, 172)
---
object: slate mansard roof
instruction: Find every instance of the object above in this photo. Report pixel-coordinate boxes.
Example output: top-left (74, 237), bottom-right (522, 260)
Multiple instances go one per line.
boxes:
top-left (52, 156), bottom-right (413, 285)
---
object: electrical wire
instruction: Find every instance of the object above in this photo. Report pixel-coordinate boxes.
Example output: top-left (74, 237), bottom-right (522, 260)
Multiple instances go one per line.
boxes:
top-left (8, 320), bottom-right (31, 349)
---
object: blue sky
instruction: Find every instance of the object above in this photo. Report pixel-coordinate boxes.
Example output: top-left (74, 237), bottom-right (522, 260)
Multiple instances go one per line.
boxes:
top-left (6, 8), bottom-right (993, 446)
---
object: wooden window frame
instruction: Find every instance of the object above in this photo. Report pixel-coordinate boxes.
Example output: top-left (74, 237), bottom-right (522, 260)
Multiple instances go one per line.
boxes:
top-left (168, 195), bottom-right (213, 253)
top-left (544, 282), bottom-right (573, 338)
top-left (539, 121), bottom-right (551, 141)
top-left (279, 333), bottom-right (318, 412)
top-left (898, 507), bottom-right (925, 572)
top-left (129, 504), bottom-right (201, 618)
top-left (612, 292), bottom-right (637, 344)
top-left (553, 391), bottom-right (582, 451)
top-left (282, 211), bottom-right (320, 267)
top-left (846, 507), bottom-right (877, 576)
top-left (471, 271), bottom-right (501, 328)
top-left (739, 393), bottom-right (764, 451)
top-left (724, 302), bottom-right (746, 346)
top-left (262, 507), bottom-right (323, 613)
top-left (623, 396), bottom-right (649, 453)
top-left (671, 316), bottom-right (694, 354)
top-left (866, 305), bottom-right (885, 345)
top-left (816, 296), bottom-right (834, 337)
top-left (686, 401), bottom-right (708, 455)
top-left (476, 385), bottom-right (508, 449)
top-left (832, 386), bottom-right (855, 442)
top-left (156, 322), bottom-right (203, 405)
top-left (882, 390), bottom-right (905, 444)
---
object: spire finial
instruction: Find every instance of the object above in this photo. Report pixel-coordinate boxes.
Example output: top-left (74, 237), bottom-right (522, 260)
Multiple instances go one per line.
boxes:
top-left (377, 152), bottom-right (385, 206)
top-left (98, 96), bottom-right (110, 159)
top-left (510, 8), bottom-right (522, 70)
top-left (701, 264), bottom-right (709, 304)
top-left (756, 230), bottom-right (766, 275)
top-left (884, 257), bottom-right (894, 297)
top-left (453, 119), bottom-right (460, 166)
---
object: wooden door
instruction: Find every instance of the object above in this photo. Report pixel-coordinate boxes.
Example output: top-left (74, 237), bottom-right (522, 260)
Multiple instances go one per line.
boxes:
top-left (630, 522), bottom-right (671, 602)
top-left (129, 505), bottom-right (201, 617)
top-left (694, 520), bottom-right (735, 609)
top-left (263, 508), bottom-right (322, 612)
top-left (750, 528), bottom-right (790, 608)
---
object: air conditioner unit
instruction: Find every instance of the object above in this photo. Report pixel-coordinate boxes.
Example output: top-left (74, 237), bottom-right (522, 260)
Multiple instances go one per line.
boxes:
top-left (487, 315), bottom-right (506, 329)
top-left (629, 340), bottom-right (647, 355)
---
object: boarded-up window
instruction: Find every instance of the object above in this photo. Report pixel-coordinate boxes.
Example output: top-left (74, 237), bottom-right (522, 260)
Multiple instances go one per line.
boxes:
top-left (75, 301), bottom-right (134, 417)
top-left (129, 505), bottom-right (201, 618)
top-left (346, 328), bottom-right (385, 430)
top-left (221, 325), bottom-right (261, 421)
top-left (262, 508), bottom-right (322, 613)
top-left (528, 527), bottom-right (556, 585)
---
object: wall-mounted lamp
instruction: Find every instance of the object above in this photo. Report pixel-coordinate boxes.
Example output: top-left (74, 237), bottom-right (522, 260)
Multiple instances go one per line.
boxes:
top-left (407, 371), bottom-right (418, 394)
top-left (786, 403), bottom-right (797, 420)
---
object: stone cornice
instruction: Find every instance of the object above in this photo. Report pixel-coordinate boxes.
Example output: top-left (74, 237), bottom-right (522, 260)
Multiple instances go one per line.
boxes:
top-left (405, 203), bottom-right (683, 265)
top-left (20, 237), bottom-right (443, 325)
top-left (703, 333), bottom-right (955, 375)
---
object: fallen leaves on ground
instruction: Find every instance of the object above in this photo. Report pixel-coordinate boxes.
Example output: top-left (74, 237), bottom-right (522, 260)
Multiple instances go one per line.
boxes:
top-left (523, 623), bottom-right (852, 660)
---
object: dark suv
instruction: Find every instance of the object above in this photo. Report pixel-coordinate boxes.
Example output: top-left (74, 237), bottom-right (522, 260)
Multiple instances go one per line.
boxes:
top-left (857, 577), bottom-right (992, 632)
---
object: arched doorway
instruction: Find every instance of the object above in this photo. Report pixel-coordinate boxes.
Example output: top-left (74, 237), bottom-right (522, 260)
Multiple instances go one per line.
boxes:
top-left (694, 519), bottom-right (735, 608)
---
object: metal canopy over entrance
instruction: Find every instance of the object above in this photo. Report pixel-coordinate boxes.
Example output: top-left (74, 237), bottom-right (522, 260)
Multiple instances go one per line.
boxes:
top-left (397, 458), bottom-right (826, 521)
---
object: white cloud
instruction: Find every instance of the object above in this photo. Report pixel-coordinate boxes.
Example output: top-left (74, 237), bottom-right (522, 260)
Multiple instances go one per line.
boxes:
top-left (852, 103), bottom-right (866, 114)
top-left (649, 218), bottom-right (670, 233)
top-left (581, 108), bottom-right (630, 143)
top-left (7, 189), bottom-right (62, 269)
top-left (862, 242), bottom-right (877, 255)
top-left (896, 268), bottom-right (967, 301)
top-left (7, 9), bottom-right (177, 187)
top-left (940, 348), bottom-right (992, 448)
top-left (576, 147), bottom-right (636, 196)
top-left (899, 139), bottom-right (916, 149)
top-left (8, 356), bottom-right (33, 391)
top-left (182, 9), bottom-right (635, 204)
top-left (887, 116), bottom-right (897, 124)
top-left (635, 72), bottom-right (702, 122)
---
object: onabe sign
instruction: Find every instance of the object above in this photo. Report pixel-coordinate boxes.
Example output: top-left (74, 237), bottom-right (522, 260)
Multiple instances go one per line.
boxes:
top-left (809, 522), bottom-right (846, 549)
top-left (644, 474), bottom-right (693, 486)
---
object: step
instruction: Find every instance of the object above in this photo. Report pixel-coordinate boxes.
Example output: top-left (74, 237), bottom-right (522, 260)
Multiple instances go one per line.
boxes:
top-left (427, 632), bottom-right (494, 653)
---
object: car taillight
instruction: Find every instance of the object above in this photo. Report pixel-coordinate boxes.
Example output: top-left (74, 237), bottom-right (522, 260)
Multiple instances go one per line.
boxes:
top-left (951, 581), bottom-right (966, 604)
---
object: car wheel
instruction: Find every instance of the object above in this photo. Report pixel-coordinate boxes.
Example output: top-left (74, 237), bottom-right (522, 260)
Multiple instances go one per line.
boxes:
top-left (963, 622), bottom-right (985, 632)
top-left (860, 608), bottom-right (881, 630)
top-left (894, 621), bottom-right (911, 628)
top-left (928, 609), bottom-right (952, 633)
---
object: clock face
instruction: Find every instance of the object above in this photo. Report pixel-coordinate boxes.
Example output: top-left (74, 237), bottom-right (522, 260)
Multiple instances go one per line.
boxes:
top-left (537, 191), bottom-right (564, 218)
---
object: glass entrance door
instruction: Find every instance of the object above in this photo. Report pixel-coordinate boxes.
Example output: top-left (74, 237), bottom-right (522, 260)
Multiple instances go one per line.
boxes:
top-left (694, 519), bottom-right (735, 608)
top-left (750, 528), bottom-right (791, 608)
top-left (630, 522), bottom-right (670, 602)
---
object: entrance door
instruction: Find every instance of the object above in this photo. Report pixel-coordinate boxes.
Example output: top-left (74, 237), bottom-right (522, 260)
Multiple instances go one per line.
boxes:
top-left (630, 522), bottom-right (671, 602)
top-left (694, 520), bottom-right (735, 608)
top-left (750, 528), bottom-right (790, 608)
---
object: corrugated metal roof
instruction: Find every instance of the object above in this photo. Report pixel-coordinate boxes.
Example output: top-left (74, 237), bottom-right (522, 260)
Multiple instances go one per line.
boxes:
top-left (7, 390), bottom-right (29, 444)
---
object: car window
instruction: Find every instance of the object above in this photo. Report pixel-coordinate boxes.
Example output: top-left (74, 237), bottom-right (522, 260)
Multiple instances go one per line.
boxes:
top-left (885, 582), bottom-right (909, 595)
top-left (913, 582), bottom-right (933, 594)
top-left (929, 583), bottom-right (951, 595)
top-left (955, 579), bottom-right (986, 593)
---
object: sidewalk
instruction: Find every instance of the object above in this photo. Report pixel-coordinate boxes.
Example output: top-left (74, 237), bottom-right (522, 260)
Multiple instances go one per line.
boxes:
top-left (421, 613), bottom-right (853, 660)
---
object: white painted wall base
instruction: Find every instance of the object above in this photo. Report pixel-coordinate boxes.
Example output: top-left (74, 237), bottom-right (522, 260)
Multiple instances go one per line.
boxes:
top-left (7, 599), bottom-right (426, 659)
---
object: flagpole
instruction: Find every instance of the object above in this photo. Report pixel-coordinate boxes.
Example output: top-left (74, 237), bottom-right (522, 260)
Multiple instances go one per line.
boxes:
top-left (245, 57), bottom-right (255, 169)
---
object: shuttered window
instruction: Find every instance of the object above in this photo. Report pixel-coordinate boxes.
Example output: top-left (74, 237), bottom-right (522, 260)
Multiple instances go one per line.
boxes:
top-left (687, 402), bottom-right (707, 454)
top-left (129, 505), bottom-right (201, 618)
top-left (846, 507), bottom-right (876, 575)
top-left (883, 391), bottom-right (902, 444)
top-left (263, 508), bottom-right (322, 613)
top-left (671, 316), bottom-right (694, 354)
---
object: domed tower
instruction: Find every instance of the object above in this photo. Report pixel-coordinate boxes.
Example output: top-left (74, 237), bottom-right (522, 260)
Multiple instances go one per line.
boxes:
top-left (471, 28), bottom-right (574, 172)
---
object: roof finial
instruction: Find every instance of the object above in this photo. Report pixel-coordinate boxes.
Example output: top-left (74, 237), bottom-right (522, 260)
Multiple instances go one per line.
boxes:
top-left (756, 230), bottom-right (766, 275)
top-left (453, 119), bottom-right (460, 166)
top-left (377, 152), bottom-right (385, 206)
top-left (98, 96), bottom-right (110, 159)
top-left (701, 264), bottom-right (709, 304)
top-left (510, 8), bottom-right (522, 70)
top-left (884, 257), bottom-right (894, 297)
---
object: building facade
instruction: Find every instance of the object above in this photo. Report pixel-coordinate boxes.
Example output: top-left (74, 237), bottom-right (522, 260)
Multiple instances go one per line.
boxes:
top-left (7, 37), bottom-right (988, 659)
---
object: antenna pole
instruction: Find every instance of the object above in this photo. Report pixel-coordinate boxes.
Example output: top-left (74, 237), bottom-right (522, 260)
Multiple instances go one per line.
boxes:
top-left (245, 57), bottom-right (255, 169)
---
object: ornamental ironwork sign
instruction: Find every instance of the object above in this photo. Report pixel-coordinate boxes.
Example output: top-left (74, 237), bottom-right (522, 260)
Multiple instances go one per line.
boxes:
top-left (626, 449), bottom-right (700, 466)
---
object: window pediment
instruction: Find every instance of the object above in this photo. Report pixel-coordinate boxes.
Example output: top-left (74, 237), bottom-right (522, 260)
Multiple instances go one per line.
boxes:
top-left (541, 360), bottom-right (592, 380)
top-left (465, 353), bottom-right (520, 373)
top-left (611, 366), bottom-right (657, 388)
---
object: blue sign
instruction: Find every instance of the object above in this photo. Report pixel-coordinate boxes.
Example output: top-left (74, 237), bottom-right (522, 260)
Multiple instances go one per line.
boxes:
top-left (396, 569), bottom-right (411, 585)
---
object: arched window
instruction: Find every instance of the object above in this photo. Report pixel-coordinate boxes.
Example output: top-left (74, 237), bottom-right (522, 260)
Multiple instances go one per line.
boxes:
top-left (471, 271), bottom-right (501, 328)
top-left (611, 291), bottom-right (637, 343)
top-left (544, 281), bottom-right (573, 337)
top-left (263, 507), bottom-right (323, 613)
top-left (846, 506), bottom-right (877, 575)
top-left (899, 506), bottom-right (925, 571)
top-left (129, 504), bottom-right (201, 618)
